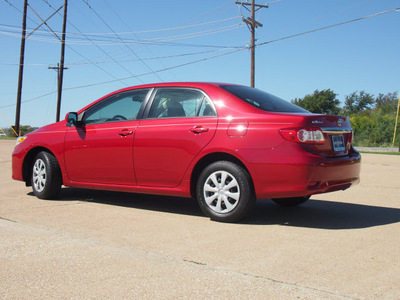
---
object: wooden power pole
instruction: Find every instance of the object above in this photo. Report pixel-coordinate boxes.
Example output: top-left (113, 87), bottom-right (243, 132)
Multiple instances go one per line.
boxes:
top-left (14, 0), bottom-right (28, 136)
top-left (56, 0), bottom-right (68, 122)
top-left (14, 0), bottom-right (68, 132)
top-left (236, 0), bottom-right (268, 87)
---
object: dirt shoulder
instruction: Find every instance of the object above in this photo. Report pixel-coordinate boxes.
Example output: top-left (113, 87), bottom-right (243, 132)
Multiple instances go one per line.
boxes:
top-left (1, 140), bottom-right (399, 299)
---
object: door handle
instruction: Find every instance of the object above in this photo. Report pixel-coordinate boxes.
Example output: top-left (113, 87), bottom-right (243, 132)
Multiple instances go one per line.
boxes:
top-left (118, 129), bottom-right (133, 137)
top-left (189, 126), bottom-right (209, 134)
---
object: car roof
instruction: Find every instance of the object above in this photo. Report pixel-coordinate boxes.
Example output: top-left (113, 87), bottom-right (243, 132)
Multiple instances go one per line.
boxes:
top-left (116, 82), bottom-right (240, 91)
top-left (76, 82), bottom-right (243, 115)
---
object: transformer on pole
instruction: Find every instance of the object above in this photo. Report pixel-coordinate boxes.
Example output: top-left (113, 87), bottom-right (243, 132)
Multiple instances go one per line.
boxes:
top-left (236, 0), bottom-right (268, 87)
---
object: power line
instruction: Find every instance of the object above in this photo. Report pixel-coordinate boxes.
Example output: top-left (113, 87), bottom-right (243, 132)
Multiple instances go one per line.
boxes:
top-left (257, 7), bottom-right (400, 47)
top-left (41, 0), bottom-right (139, 85)
top-left (0, 50), bottom-right (242, 109)
top-left (0, 91), bottom-right (57, 109)
top-left (46, 16), bottom-right (241, 36)
top-left (1, 5), bottom-right (398, 110)
top-left (0, 49), bottom-right (231, 66)
top-left (56, 6), bottom-right (400, 91)
top-left (63, 47), bottom-right (247, 91)
top-left (172, 0), bottom-right (237, 31)
top-left (1, 1), bottom-right (133, 86)
top-left (0, 22), bottom-right (244, 47)
top-left (82, 0), bottom-right (164, 82)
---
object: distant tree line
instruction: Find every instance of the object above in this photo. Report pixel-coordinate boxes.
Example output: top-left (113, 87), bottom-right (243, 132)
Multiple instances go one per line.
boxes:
top-left (1, 125), bottom-right (38, 137)
top-left (292, 90), bottom-right (400, 147)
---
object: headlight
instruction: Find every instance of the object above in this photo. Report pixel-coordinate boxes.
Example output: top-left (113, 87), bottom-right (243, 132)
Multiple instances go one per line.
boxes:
top-left (16, 136), bottom-right (27, 145)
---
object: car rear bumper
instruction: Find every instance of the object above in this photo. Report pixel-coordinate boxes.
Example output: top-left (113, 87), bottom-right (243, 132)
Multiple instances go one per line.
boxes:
top-left (244, 146), bottom-right (361, 199)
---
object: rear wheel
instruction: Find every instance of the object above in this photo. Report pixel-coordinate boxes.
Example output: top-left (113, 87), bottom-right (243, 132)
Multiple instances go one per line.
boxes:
top-left (196, 161), bottom-right (255, 223)
top-left (272, 196), bottom-right (310, 207)
top-left (31, 151), bottom-right (62, 199)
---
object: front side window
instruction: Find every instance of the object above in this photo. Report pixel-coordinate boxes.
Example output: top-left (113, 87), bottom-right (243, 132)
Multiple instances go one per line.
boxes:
top-left (148, 88), bottom-right (216, 118)
top-left (83, 89), bottom-right (150, 125)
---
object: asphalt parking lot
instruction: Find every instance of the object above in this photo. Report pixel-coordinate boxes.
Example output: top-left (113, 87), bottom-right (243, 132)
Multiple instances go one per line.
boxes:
top-left (1, 139), bottom-right (399, 299)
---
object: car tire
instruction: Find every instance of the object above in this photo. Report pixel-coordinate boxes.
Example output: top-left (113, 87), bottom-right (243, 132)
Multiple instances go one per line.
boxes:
top-left (271, 196), bottom-right (310, 207)
top-left (31, 151), bottom-right (62, 199)
top-left (196, 161), bottom-right (255, 223)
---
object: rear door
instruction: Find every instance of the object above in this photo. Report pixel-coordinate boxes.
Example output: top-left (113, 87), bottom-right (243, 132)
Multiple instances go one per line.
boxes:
top-left (134, 87), bottom-right (218, 187)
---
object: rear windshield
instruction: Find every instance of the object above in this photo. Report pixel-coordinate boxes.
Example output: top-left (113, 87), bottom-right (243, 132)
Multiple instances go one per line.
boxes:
top-left (220, 85), bottom-right (310, 113)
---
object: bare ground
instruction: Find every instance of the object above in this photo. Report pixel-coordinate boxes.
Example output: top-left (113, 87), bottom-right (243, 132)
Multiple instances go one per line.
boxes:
top-left (1, 140), bottom-right (399, 299)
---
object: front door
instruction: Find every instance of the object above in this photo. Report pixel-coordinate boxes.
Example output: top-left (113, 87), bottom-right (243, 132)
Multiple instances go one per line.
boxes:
top-left (64, 89), bottom-right (150, 185)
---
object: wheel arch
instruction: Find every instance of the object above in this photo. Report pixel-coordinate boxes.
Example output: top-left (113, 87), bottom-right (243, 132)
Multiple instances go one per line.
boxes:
top-left (190, 152), bottom-right (254, 197)
top-left (22, 147), bottom-right (61, 186)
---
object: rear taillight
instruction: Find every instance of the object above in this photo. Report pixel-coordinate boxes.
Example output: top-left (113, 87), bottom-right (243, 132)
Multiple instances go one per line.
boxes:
top-left (280, 128), bottom-right (325, 144)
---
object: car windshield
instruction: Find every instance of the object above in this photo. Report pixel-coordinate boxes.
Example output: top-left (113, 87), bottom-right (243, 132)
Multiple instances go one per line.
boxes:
top-left (220, 85), bottom-right (310, 113)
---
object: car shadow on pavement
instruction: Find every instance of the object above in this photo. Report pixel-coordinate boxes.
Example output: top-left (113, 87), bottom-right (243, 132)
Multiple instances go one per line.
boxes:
top-left (38, 188), bottom-right (400, 229)
top-left (52, 188), bottom-right (205, 217)
top-left (247, 199), bottom-right (400, 229)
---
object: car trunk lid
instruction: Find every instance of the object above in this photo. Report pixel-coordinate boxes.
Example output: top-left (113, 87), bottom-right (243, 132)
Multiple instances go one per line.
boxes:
top-left (303, 115), bottom-right (353, 157)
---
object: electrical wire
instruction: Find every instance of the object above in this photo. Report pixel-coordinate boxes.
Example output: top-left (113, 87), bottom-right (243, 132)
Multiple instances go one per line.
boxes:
top-left (0, 91), bottom-right (57, 109)
top-left (66, 17), bottom-right (240, 36)
top-left (41, 0), bottom-right (142, 85)
top-left (0, 22), bottom-right (244, 46)
top-left (1, 0), bottom-right (134, 86)
top-left (0, 49), bottom-right (230, 66)
top-left (2, 0), bottom-right (39, 25)
top-left (58, 6), bottom-right (400, 90)
top-left (81, 0), bottom-right (164, 82)
top-left (101, 0), bottom-right (174, 81)
top-left (1, 2), bottom-right (398, 110)
top-left (62, 47), bottom-right (247, 91)
top-left (256, 7), bottom-right (400, 47)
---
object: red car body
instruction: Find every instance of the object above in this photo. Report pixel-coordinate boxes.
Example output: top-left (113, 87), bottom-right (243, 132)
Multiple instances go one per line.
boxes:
top-left (12, 82), bottom-right (361, 222)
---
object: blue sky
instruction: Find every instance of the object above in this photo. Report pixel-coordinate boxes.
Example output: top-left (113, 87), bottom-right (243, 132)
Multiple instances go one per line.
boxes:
top-left (0, 0), bottom-right (399, 129)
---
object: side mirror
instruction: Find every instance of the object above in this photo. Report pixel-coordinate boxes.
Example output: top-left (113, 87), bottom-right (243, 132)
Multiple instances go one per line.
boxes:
top-left (65, 112), bottom-right (80, 126)
top-left (67, 112), bottom-right (77, 124)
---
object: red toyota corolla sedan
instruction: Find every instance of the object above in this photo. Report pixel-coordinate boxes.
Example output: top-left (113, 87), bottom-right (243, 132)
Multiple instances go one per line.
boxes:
top-left (12, 82), bottom-right (361, 222)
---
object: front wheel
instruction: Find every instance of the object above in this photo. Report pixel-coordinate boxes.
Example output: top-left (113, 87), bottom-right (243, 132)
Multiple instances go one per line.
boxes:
top-left (271, 196), bottom-right (310, 207)
top-left (31, 151), bottom-right (62, 199)
top-left (196, 161), bottom-right (255, 223)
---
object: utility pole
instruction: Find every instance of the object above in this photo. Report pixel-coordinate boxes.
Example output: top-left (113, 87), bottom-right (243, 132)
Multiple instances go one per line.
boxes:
top-left (15, 0), bottom-right (28, 136)
top-left (14, 0), bottom-right (68, 131)
top-left (236, 0), bottom-right (268, 87)
top-left (49, 63), bottom-right (69, 122)
top-left (56, 0), bottom-right (68, 122)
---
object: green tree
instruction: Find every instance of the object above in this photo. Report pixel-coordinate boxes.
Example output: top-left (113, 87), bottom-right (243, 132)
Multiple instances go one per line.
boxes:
top-left (375, 92), bottom-right (398, 114)
top-left (5, 125), bottom-right (38, 137)
top-left (343, 91), bottom-right (375, 114)
top-left (19, 125), bottom-right (38, 136)
top-left (291, 89), bottom-right (341, 115)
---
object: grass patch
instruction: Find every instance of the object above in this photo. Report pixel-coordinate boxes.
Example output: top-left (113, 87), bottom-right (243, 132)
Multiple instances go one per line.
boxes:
top-left (0, 136), bottom-right (17, 140)
top-left (359, 151), bottom-right (400, 156)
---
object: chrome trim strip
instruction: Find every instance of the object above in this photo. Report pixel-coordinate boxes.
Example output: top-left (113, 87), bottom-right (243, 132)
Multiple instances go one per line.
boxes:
top-left (321, 127), bottom-right (353, 134)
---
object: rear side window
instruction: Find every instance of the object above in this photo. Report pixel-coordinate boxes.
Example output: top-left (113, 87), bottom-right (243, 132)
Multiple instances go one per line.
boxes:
top-left (220, 85), bottom-right (310, 113)
top-left (148, 88), bottom-right (216, 118)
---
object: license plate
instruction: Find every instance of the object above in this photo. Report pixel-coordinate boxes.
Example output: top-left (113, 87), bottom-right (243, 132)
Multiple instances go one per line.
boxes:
top-left (332, 135), bottom-right (345, 151)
